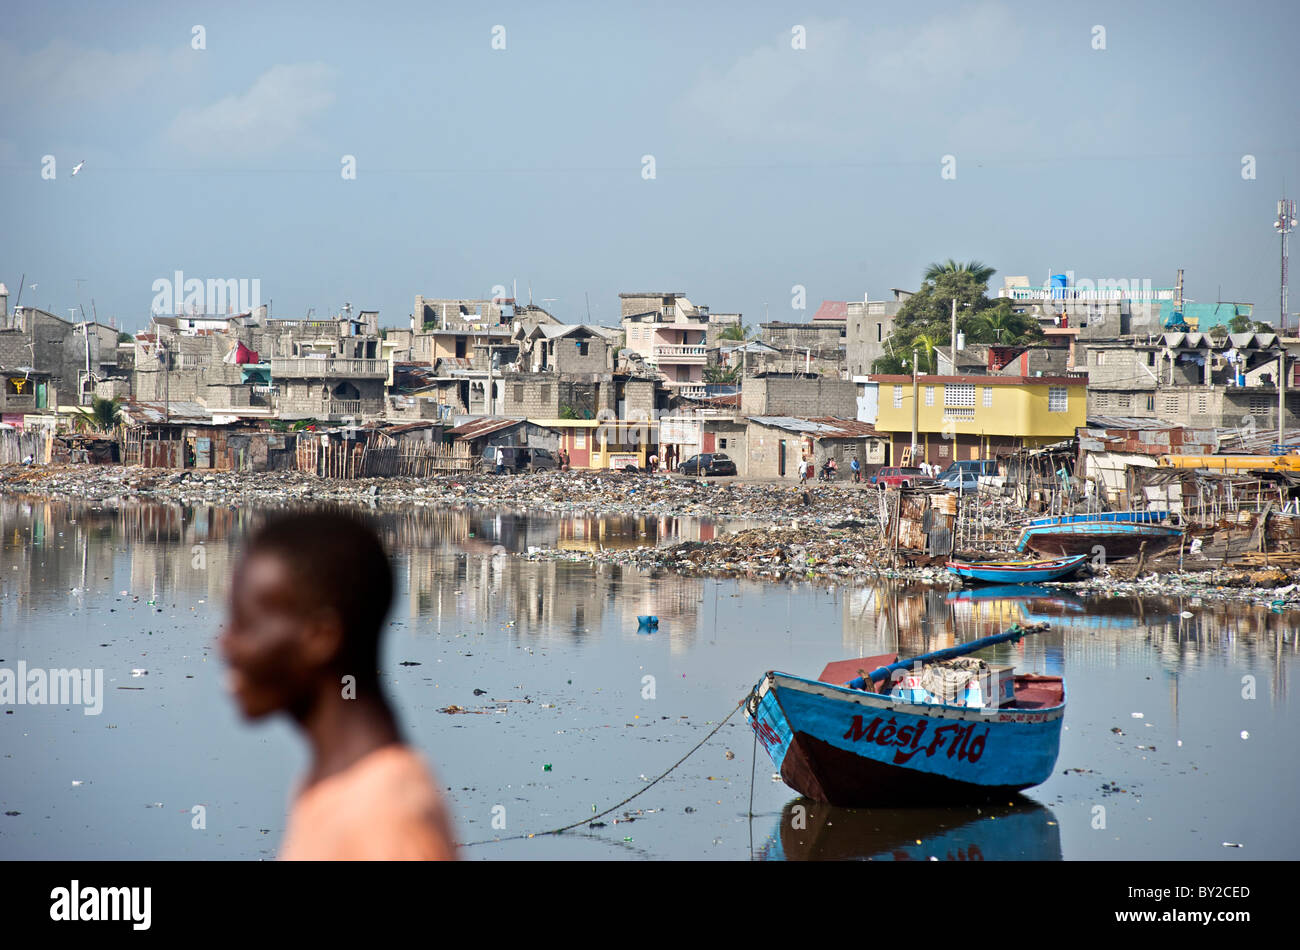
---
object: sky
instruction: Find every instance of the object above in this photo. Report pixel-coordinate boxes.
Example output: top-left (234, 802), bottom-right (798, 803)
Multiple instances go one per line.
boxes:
top-left (3, 0), bottom-right (1299, 333)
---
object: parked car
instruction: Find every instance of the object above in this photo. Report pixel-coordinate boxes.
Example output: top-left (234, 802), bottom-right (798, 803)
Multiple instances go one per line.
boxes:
top-left (869, 466), bottom-right (934, 489)
top-left (936, 459), bottom-right (998, 492)
top-left (484, 446), bottom-right (558, 473)
top-left (678, 453), bottom-right (738, 476)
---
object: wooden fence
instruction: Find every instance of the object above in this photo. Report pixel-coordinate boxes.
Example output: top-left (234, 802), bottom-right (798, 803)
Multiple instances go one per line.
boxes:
top-left (0, 429), bottom-right (52, 465)
top-left (296, 431), bottom-right (478, 478)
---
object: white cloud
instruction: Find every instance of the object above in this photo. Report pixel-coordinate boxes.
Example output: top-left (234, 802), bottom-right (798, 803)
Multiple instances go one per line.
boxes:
top-left (166, 63), bottom-right (336, 152)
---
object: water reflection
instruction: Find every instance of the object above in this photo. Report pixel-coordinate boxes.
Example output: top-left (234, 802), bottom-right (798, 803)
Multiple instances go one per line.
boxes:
top-left (3, 495), bottom-right (1299, 860)
top-left (2, 495), bottom-right (1296, 688)
top-left (758, 797), bottom-right (1062, 861)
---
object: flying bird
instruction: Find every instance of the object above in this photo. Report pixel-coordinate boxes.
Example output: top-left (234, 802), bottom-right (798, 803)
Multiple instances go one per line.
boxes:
top-left (71, 160), bottom-right (85, 176)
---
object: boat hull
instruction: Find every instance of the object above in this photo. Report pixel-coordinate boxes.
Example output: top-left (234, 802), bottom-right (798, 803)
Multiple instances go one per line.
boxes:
top-left (947, 554), bottom-right (1087, 584)
top-left (1017, 523), bottom-right (1182, 560)
top-left (747, 671), bottom-right (1065, 807)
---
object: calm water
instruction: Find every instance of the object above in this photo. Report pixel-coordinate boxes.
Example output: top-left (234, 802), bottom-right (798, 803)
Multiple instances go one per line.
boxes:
top-left (0, 496), bottom-right (1295, 860)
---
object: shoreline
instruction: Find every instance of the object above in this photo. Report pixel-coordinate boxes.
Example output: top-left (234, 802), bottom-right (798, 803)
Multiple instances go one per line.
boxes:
top-left (4, 463), bottom-right (1300, 605)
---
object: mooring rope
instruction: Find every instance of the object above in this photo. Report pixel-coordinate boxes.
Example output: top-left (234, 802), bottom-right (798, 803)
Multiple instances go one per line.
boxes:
top-left (459, 694), bottom-right (749, 848)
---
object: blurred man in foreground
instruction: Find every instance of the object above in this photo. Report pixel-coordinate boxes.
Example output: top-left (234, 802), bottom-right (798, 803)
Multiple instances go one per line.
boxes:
top-left (220, 511), bottom-right (457, 860)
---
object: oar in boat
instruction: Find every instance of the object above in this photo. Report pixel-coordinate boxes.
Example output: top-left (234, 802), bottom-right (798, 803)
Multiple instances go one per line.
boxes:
top-left (844, 622), bottom-right (1050, 689)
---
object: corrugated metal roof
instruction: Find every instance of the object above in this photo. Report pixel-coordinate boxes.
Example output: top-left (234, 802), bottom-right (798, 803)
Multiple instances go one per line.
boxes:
top-left (748, 416), bottom-right (884, 439)
top-left (445, 416), bottom-right (528, 440)
top-left (812, 300), bottom-right (848, 321)
top-left (119, 400), bottom-right (217, 425)
top-left (1084, 415), bottom-right (1181, 430)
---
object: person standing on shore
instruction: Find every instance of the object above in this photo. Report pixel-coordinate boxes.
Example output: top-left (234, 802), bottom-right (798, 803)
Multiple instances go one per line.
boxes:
top-left (219, 511), bottom-right (458, 860)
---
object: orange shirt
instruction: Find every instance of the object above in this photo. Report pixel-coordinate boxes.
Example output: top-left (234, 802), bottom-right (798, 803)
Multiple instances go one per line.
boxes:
top-left (279, 744), bottom-right (458, 860)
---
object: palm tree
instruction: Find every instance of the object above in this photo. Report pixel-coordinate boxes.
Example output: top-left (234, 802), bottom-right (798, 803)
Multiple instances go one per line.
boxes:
top-left (78, 396), bottom-right (122, 433)
top-left (912, 332), bottom-right (942, 374)
top-left (718, 322), bottom-right (752, 342)
top-left (978, 309), bottom-right (1017, 344)
top-left (924, 259), bottom-right (996, 287)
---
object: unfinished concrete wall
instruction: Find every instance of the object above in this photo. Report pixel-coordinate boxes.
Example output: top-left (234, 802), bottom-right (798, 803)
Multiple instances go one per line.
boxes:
top-left (741, 376), bottom-right (857, 417)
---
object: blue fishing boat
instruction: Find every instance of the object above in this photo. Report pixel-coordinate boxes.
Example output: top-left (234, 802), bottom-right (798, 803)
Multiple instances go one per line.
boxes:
top-left (946, 554), bottom-right (1087, 584)
top-left (758, 798), bottom-right (1062, 861)
top-left (1025, 510), bottom-right (1169, 527)
top-left (1016, 520), bottom-right (1182, 560)
top-left (745, 625), bottom-right (1065, 806)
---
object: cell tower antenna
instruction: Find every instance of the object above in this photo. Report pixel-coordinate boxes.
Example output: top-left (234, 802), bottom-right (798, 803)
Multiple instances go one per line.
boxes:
top-left (1275, 196), bottom-right (1297, 336)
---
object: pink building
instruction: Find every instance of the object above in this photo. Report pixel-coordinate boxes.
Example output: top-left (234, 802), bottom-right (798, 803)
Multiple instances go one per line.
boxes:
top-left (620, 292), bottom-right (709, 397)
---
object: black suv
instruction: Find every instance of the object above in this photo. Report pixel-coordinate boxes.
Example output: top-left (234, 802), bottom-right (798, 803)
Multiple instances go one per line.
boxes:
top-left (678, 453), bottom-right (738, 476)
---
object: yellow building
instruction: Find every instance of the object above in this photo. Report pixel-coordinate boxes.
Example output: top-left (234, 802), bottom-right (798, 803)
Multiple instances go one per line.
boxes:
top-left (868, 373), bottom-right (1087, 467)
top-left (530, 418), bottom-right (657, 470)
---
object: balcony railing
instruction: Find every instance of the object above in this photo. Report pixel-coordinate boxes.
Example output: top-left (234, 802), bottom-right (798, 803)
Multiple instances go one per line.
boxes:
top-left (273, 357), bottom-right (388, 378)
top-left (328, 399), bottom-right (363, 416)
top-left (1001, 287), bottom-right (1176, 303)
top-left (654, 345), bottom-right (707, 362)
top-left (0, 394), bottom-right (35, 410)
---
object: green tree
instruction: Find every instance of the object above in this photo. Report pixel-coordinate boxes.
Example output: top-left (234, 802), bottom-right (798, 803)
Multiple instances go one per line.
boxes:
top-left (718, 322), bottom-right (752, 342)
top-left (116, 331), bottom-right (133, 344)
top-left (923, 259), bottom-right (997, 286)
top-left (876, 260), bottom-right (1047, 374)
top-left (77, 396), bottom-right (122, 433)
top-left (705, 363), bottom-right (740, 384)
top-left (911, 332), bottom-right (942, 374)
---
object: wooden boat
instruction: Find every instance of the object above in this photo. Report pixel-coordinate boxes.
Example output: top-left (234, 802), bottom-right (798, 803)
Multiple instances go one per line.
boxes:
top-left (745, 625), bottom-right (1065, 807)
top-left (1024, 510), bottom-right (1169, 527)
top-left (758, 797), bottom-right (1062, 861)
top-left (1016, 520), bottom-right (1182, 560)
top-left (946, 554), bottom-right (1087, 584)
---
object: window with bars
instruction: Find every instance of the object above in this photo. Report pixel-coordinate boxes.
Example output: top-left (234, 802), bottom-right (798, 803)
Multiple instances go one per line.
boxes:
top-left (1117, 393), bottom-right (1131, 409)
top-left (1196, 394), bottom-right (1209, 415)
top-left (893, 386), bottom-right (902, 409)
top-left (1249, 395), bottom-right (1271, 415)
top-left (925, 386), bottom-right (934, 406)
top-left (1163, 395), bottom-right (1181, 415)
top-left (945, 383), bottom-right (976, 407)
top-left (1145, 395), bottom-right (1155, 411)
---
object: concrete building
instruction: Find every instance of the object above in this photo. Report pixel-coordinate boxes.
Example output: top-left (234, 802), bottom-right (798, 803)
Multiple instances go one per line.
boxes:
top-left (1084, 330), bottom-right (1299, 430)
top-left (845, 291), bottom-right (909, 377)
top-left (745, 416), bottom-right (888, 480)
top-left (935, 343), bottom-right (1072, 378)
top-left (513, 324), bottom-right (613, 374)
top-left (740, 373), bottom-right (858, 418)
top-left (758, 321), bottom-right (844, 350)
top-left (659, 412), bottom-right (749, 473)
top-left (869, 372), bottom-right (1089, 467)
top-left (0, 305), bottom-right (119, 408)
top-left (621, 293), bottom-right (708, 397)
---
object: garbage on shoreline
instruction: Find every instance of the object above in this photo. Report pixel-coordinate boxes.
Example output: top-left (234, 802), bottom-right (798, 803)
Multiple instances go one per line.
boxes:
top-left (6, 463), bottom-right (1300, 599)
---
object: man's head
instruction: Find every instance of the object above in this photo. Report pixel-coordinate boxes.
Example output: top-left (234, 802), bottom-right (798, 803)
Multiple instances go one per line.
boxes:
top-left (220, 511), bottom-right (393, 720)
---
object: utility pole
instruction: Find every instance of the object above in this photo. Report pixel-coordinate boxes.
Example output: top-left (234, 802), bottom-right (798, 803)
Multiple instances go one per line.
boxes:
top-left (1279, 349), bottom-right (1286, 450)
top-left (951, 298), bottom-right (958, 370)
top-left (1275, 198), bottom-right (1296, 336)
top-left (911, 347), bottom-right (919, 457)
top-left (162, 341), bottom-right (170, 425)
